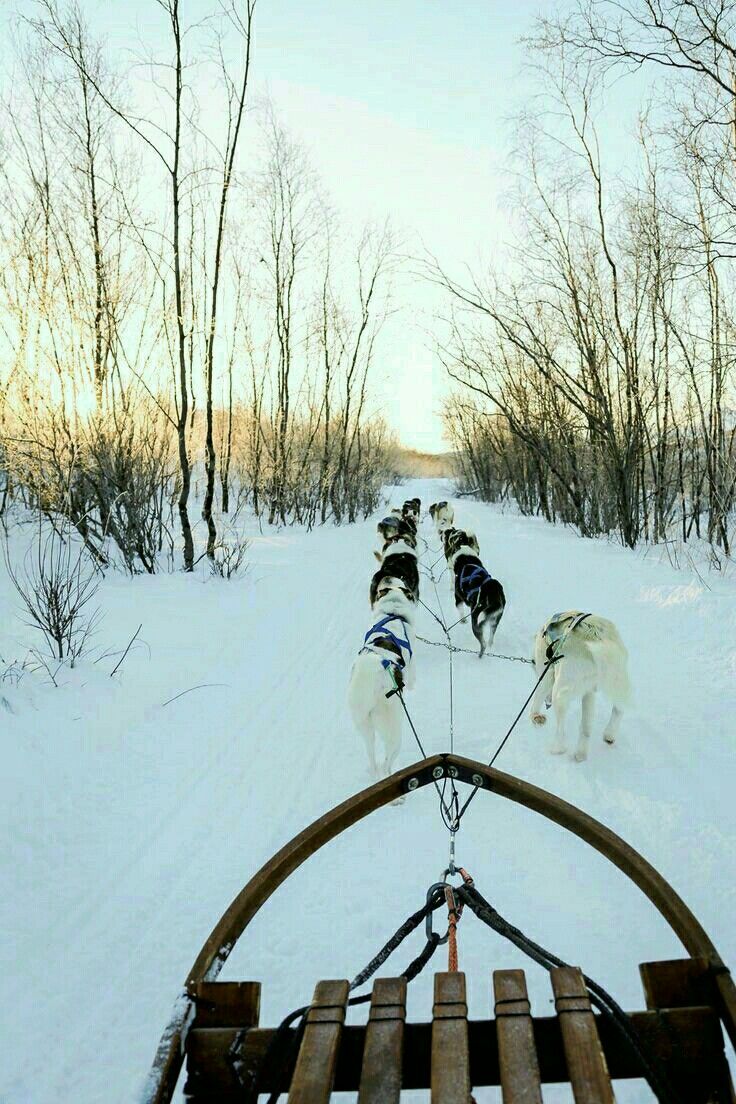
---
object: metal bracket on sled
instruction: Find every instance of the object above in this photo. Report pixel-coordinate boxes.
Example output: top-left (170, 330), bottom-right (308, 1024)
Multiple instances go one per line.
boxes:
top-left (402, 754), bottom-right (491, 796)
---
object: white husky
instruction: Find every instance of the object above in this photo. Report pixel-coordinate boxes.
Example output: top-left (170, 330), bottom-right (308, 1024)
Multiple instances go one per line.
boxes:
top-left (348, 584), bottom-right (416, 784)
top-left (529, 611), bottom-right (631, 762)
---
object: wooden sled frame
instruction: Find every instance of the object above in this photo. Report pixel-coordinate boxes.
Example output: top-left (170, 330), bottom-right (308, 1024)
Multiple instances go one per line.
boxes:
top-left (144, 753), bottom-right (736, 1103)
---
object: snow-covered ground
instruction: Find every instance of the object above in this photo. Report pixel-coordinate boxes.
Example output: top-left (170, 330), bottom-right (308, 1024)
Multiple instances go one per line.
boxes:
top-left (2, 478), bottom-right (734, 1103)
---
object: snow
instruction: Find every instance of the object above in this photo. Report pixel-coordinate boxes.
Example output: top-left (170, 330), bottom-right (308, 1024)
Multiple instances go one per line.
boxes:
top-left (1, 478), bottom-right (734, 1102)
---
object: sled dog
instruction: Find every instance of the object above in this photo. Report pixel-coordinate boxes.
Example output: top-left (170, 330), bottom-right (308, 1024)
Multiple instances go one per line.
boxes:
top-left (443, 528), bottom-right (505, 657)
top-left (371, 537), bottom-right (419, 604)
top-left (376, 513), bottom-right (403, 544)
top-left (348, 585), bottom-right (416, 783)
top-left (374, 516), bottom-right (417, 561)
top-left (529, 611), bottom-right (631, 762)
top-left (429, 500), bottom-right (454, 535)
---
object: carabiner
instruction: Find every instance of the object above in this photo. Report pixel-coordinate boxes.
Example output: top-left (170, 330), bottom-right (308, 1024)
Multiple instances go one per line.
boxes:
top-left (425, 881), bottom-right (450, 945)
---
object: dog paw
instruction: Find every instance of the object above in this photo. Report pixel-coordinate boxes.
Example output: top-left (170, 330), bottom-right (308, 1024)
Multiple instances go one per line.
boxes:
top-left (549, 744), bottom-right (567, 755)
top-left (531, 712), bottom-right (547, 726)
top-left (603, 733), bottom-right (615, 745)
top-left (573, 749), bottom-right (588, 763)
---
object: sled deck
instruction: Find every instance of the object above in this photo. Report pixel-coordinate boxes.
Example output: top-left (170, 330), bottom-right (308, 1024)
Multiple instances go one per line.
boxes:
top-left (145, 754), bottom-right (736, 1104)
top-left (183, 959), bottom-right (734, 1101)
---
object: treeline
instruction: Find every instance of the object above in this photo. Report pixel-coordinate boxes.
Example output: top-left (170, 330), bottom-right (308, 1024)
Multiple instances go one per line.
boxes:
top-left (439, 0), bottom-right (736, 557)
top-left (0, 1), bottom-right (397, 575)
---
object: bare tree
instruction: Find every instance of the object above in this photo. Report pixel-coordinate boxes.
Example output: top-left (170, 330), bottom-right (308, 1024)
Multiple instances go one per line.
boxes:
top-left (201, 2), bottom-right (256, 558)
top-left (436, 52), bottom-right (736, 555)
top-left (28, 0), bottom-right (259, 570)
top-left (0, 13), bottom-right (399, 566)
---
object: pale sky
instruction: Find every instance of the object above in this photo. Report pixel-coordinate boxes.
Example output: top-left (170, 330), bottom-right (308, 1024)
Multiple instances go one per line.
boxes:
top-left (243, 0), bottom-right (550, 453)
top-left (9, 1), bottom-right (646, 451)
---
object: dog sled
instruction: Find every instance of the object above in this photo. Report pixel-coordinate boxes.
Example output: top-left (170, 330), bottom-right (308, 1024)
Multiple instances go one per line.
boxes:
top-left (145, 753), bottom-right (736, 1103)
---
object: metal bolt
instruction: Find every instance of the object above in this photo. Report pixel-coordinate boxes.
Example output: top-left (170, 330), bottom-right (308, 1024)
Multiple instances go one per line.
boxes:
top-left (432, 766), bottom-right (444, 780)
top-left (448, 766), bottom-right (458, 778)
top-left (407, 777), bottom-right (419, 791)
top-left (472, 773), bottom-right (484, 787)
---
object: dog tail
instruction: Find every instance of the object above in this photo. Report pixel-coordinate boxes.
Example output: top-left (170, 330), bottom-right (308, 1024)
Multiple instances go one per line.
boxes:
top-left (477, 579), bottom-right (506, 619)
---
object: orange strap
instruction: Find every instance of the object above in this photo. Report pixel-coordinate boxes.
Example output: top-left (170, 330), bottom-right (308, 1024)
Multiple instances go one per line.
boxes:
top-left (444, 867), bottom-right (474, 972)
top-left (445, 886), bottom-right (459, 971)
top-left (447, 869), bottom-right (477, 1103)
top-left (458, 866), bottom-right (474, 888)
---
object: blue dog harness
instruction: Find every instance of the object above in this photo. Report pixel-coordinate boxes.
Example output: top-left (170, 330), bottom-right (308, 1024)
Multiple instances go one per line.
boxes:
top-left (458, 563), bottom-right (491, 605)
top-left (360, 614), bottom-right (413, 673)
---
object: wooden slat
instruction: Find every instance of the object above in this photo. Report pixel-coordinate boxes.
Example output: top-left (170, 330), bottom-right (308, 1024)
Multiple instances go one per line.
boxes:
top-left (184, 1006), bottom-right (724, 1099)
top-left (189, 981), bottom-right (261, 1028)
top-left (640, 957), bottom-right (717, 1011)
top-left (184, 983), bottom-right (261, 1101)
top-left (287, 979), bottom-right (349, 1104)
top-left (358, 977), bottom-right (406, 1104)
top-left (640, 959), bottom-right (735, 1104)
top-left (493, 970), bottom-right (542, 1103)
top-left (432, 972), bottom-right (470, 1104)
top-left (551, 967), bottom-right (614, 1104)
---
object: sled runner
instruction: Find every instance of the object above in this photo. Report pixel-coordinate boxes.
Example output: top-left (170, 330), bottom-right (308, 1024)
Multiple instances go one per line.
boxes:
top-left (144, 753), bottom-right (736, 1103)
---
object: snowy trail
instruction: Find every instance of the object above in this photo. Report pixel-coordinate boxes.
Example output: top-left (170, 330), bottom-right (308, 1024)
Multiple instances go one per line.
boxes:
top-left (2, 478), bottom-right (735, 1103)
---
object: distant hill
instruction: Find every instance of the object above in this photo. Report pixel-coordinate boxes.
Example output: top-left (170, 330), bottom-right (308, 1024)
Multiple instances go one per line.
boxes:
top-left (392, 448), bottom-right (458, 479)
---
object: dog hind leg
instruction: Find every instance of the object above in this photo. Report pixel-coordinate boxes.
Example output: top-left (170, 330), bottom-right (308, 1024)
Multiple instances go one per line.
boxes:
top-left (530, 635), bottom-right (554, 725)
top-left (603, 704), bottom-right (623, 745)
top-left (381, 704), bottom-right (402, 776)
top-left (574, 691), bottom-right (595, 762)
top-left (549, 684), bottom-right (572, 754)
top-left (354, 714), bottom-right (381, 781)
top-left (377, 700), bottom-right (404, 804)
top-left (472, 613), bottom-right (485, 657)
top-left (476, 610), bottom-right (502, 658)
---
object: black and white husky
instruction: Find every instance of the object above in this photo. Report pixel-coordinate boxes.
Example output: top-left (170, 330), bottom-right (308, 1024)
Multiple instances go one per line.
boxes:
top-left (374, 516), bottom-right (417, 561)
top-left (442, 526), bottom-right (479, 557)
top-left (402, 498), bottom-right (421, 524)
top-left (428, 501), bottom-right (454, 535)
top-left (443, 528), bottom-right (505, 657)
top-left (529, 611), bottom-right (631, 762)
top-left (348, 584), bottom-right (416, 783)
top-left (371, 535), bottom-right (419, 604)
top-left (376, 512), bottom-right (403, 544)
